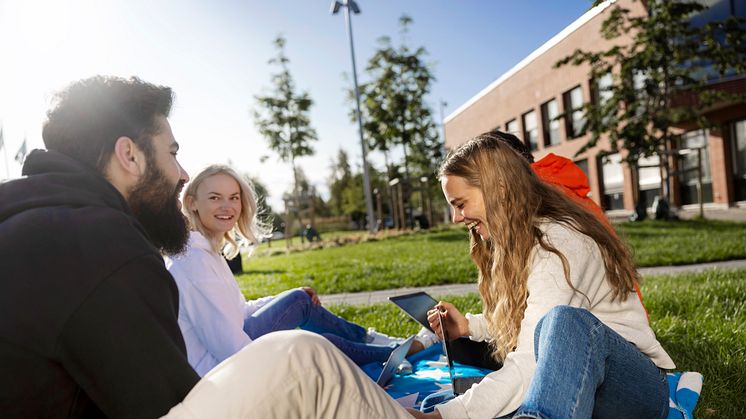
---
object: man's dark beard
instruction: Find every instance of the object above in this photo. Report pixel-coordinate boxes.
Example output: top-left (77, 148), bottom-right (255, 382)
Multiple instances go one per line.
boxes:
top-left (128, 161), bottom-right (189, 255)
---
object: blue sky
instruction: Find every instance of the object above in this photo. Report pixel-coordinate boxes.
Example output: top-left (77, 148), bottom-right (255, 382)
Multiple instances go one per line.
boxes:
top-left (0, 0), bottom-right (594, 209)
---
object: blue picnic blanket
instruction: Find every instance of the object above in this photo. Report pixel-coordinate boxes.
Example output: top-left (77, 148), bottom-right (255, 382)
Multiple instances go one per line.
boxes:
top-left (667, 372), bottom-right (704, 419)
top-left (361, 345), bottom-right (491, 410)
top-left (361, 346), bottom-right (703, 417)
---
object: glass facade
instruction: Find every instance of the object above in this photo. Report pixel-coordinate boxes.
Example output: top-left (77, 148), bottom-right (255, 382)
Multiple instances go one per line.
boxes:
top-left (686, 0), bottom-right (746, 81)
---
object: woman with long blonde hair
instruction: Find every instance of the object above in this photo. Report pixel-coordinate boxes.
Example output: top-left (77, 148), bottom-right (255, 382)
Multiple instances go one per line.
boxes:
top-left (166, 164), bottom-right (414, 376)
top-left (415, 133), bottom-right (674, 419)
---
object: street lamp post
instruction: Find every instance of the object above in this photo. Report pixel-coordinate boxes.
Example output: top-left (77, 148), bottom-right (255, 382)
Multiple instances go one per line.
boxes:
top-left (330, 0), bottom-right (377, 234)
top-left (439, 100), bottom-right (450, 224)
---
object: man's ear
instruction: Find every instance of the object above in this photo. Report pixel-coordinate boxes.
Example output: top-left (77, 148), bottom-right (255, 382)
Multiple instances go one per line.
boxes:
top-left (112, 136), bottom-right (147, 176)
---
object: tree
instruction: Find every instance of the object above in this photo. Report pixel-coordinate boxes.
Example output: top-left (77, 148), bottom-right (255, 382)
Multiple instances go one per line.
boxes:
top-left (351, 15), bottom-right (441, 228)
top-left (253, 35), bottom-right (318, 233)
top-left (355, 15), bottom-right (441, 179)
top-left (327, 148), bottom-right (353, 216)
top-left (340, 164), bottom-right (386, 230)
top-left (279, 166), bottom-right (330, 236)
top-left (555, 0), bottom-right (746, 216)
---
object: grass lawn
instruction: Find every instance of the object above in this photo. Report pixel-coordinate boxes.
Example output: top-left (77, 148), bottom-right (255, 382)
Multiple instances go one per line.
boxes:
top-left (327, 269), bottom-right (746, 418)
top-left (619, 218), bottom-right (746, 266)
top-left (236, 219), bottom-right (746, 298)
top-left (238, 228), bottom-right (476, 299)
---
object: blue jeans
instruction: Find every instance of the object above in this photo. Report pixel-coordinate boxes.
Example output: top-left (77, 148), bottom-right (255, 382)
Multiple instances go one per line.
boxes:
top-left (511, 306), bottom-right (669, 419)
top-left (243, 288), bottom-right (396, 365)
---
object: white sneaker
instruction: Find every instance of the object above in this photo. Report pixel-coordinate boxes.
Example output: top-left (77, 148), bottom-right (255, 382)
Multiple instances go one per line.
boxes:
top-left (414, 327), bottom-right (439, 349)
top-left (365, 327), bottom-right (405, 346)
top-left (396, 358), bottom-right (413, 375)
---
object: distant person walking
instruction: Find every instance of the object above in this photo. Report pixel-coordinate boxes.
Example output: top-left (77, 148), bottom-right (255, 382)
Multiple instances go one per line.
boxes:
top-left (304, 223), bottom-right (322, 242)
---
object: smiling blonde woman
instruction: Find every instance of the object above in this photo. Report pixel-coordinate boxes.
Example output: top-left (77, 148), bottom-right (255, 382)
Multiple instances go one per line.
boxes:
top-left (166, 164), bottom-right (416, 376)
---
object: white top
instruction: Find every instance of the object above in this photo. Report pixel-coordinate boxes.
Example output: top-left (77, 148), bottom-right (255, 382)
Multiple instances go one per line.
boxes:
top-left (166, 231), bottom-right (273, 376)
top-left (436, 222), bottom-right (675, 419)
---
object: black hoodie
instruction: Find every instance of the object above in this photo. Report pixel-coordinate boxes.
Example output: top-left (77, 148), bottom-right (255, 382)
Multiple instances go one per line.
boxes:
top-left (0, 149), bottom-right (199, 418)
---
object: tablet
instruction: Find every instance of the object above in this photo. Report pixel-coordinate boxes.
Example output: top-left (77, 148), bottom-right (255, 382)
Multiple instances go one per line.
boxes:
top-left (389, 291), bottom-right (439, 332)
top-left (376, 335), bottom-right (415, 387)
top-left (440, 310), bottom-right (485, 395)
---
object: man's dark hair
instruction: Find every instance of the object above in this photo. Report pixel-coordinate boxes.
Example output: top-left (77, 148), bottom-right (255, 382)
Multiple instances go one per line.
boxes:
top-left (486, 129), bottom-right (534, 163)
top-left (42, 76), bottom-right (174, 172)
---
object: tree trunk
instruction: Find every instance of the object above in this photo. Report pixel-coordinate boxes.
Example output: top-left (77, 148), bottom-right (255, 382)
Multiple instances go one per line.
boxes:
top-left (401, 140), bottom-right (413, 228)
top-left (290, 151), bottom-right (304, 245)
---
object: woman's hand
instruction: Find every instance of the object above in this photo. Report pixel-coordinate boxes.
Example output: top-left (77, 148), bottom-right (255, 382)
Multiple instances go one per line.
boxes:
top-left (301, 287), bottom-right (321, 305)
top-left (427, 301), bottom-right (469, 340)
top-left (406, 408), bottom-right (442, 418)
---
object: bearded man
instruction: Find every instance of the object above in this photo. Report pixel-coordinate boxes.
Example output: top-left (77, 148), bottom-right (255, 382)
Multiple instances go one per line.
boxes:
top-left (0, 76), bottom-right (416, 419)
top-left (0, 76), bottom-right (199, 417)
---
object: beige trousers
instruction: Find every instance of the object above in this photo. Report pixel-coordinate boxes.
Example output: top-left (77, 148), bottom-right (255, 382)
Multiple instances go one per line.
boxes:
top-left (163, 330), bottom-right (413, 419)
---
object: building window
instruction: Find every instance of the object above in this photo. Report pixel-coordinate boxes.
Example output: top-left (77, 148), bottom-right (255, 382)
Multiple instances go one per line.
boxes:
top-left (541, 99), bottom-right (561, 147)
top-left (595, 72), bottom-right (613, 106)
top-left (592, 72), bottom-right (614, 125)
top-left (637, 154), bottom-right (661, 208)
top-left (599, 153), bottom-right (624, 210)
top-left (732, 120), bottom-right (746, 201)
top-left (522, 110), bottom-right (538, 151)
top-left (505, 119), bottom-right (519, 137)
top-left (630, 70), bottom-right (648, 117)
top-left (563, 85), bottom-right (585, 139)
top-left (574, 158), bottom-right (591, 197)
top-left (686, 0), bottom-right (745, 81)
top-left (677, 129), bottom-right (713, 204)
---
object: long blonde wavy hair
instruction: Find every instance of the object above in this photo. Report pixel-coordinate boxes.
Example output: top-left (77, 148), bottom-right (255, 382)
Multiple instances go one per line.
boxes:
top-left (183, 165), bottom-right (270, 259)
top-left (439, 133), bottom-right (639, 361)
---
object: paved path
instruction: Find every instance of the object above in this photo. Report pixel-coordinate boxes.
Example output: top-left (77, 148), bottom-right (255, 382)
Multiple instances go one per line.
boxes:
top-left (319, 259), bottom-right (746, 306)
top-left (605, 206), bottom-right (746, 223)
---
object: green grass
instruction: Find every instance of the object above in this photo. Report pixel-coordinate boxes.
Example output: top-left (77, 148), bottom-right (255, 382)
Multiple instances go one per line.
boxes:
top-left (238, 229), bottom-right (476, 299)
top-left (237, 219), bottom-right (746, 298)
top-left (327, 269), bottom-right (746, 418)
top-left (617, 219), bottom-right (746, 266)
top-left (643, 270), bottom-right (746, 418)
top-left (255, 229), bottom-right (370, 251)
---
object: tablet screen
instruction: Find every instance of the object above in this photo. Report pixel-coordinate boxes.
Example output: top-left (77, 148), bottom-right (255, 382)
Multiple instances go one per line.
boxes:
top-left (389, 292), bottom-right (438, 332)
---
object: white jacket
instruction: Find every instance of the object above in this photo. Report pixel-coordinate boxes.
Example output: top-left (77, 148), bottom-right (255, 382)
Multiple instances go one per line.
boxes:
top-left (436, 222), bottom-right (675, 419)
top-left (166, 231), bottom-right (273, 376)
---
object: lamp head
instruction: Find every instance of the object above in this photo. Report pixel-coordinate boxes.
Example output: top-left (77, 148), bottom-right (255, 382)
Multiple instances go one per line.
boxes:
top-left (329, 0), bottom-right (341, 14)
top-left (348, 0), bottom-right (360, 13)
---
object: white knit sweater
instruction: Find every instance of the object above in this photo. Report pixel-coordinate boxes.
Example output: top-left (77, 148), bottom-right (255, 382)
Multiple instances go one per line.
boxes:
top-left (436, 222), bottom-right (675, 419)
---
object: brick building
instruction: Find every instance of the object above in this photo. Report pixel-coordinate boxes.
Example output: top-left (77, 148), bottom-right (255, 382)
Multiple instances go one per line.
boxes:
top-left (444, 0), bottom-right (746, 213)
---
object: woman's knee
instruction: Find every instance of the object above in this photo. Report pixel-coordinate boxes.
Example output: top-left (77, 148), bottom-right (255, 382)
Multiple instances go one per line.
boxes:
top-left (534, 306), bottom-right (597, 345)
top-left (537, 305), bottom-right (591, 328)
top-left (278, 288), bottom-right (312, 306)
